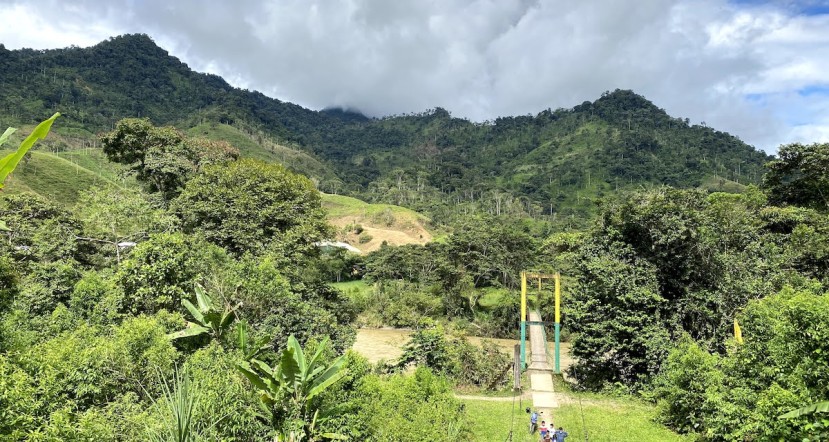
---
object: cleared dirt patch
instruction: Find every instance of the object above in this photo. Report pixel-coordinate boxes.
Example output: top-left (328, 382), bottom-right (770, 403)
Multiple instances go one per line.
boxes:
top-left (351, 328), bottom-right (412, 363)
top-left (351, 328), bottom-right (573, 373)
top-left (321, 193), bottom-right (433, 253)
top-left (331, 220), bottom-right (431, 253)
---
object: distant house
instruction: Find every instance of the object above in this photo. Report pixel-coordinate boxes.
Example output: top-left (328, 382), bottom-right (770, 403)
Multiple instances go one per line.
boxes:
top-left (315, 241), bottom-right (362, 254)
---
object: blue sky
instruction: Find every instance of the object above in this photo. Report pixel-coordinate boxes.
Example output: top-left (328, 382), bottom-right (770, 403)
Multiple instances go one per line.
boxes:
top-left (1, 0), bottom-right (828, 153)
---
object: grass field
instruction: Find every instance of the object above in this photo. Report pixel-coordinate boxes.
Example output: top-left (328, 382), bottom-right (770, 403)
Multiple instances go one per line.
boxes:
top-left (477, 287), bottom-right (511, 310)
top-left (3, 150), bottom-right (130, 204)
top-left (463, 395), bottom-right (690, 442)
top-left (330, 280), bottom-right (373, 303)
top-left (700, 174), bottom-right (747, 193)
top-left (321, 193), bottom-right (429, 221)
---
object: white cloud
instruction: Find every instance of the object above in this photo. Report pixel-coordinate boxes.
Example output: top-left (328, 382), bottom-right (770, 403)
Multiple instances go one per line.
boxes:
top-left (1, 0), bottom-right (828, 152)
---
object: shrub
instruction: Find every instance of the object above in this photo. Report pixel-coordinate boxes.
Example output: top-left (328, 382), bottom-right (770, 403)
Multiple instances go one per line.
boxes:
top-left (358, 233), bottom-right (373, 244)
top-left (346, 368), bottom-right (469, 442)
top-left (69, 271), bottom-right (123, 324)
top-left (17, 260), bottom-right (82, 316)
top-left (183, 344), bottom-right (266, 440)
top-left (0, 254), bottom-right (18, 314)
top-left (116, 232), bottom-right (229, 314)
top-left (366, 281), bottom-right (442, 327)
top-left (396, 323), bottom-right (512, 389)
top-left (654, 287), bottom-right (829, 440)
top-left (0, 354), bottom-right (40, 438)
top-left (451, 339), bottom-right (512, 389)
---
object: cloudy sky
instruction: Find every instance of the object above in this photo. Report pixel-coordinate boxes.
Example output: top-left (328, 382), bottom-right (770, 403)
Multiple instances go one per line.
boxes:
top-left (1, 0), bottom-right (828, 153)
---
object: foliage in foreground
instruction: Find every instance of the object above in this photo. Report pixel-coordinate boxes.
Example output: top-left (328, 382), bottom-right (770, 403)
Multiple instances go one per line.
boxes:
top-left (236, 335), bottom-right (348, 440)
top-left (1, 113), bottom-right (60, 232)
top-left (653, 286), bottom-right (829, 441)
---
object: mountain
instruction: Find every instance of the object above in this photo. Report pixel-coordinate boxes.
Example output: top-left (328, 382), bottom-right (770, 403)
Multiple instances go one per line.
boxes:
top-left (0, 34), bottom-right (773, 225)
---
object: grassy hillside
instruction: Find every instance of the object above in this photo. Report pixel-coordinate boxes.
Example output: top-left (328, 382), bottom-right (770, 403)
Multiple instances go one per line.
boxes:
top-left (185, 122), bottom-right (338, 184)
top-left (322, 193), bottom-right (433, 252)
top-left (2, 150), bottom-right (132, 203)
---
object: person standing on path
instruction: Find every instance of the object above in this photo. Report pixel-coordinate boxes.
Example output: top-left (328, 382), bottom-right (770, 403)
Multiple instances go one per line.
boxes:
top-left (554, 427), bottom-right (568, 441)
top-left (539, 421), bottom-right (550, 440)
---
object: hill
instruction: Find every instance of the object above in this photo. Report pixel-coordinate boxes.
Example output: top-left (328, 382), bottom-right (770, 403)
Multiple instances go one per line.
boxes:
top-left (321, 193), bottom-right (433, 253)
top-left (1, 150), bottom-right (129, 202)
top-left (0, 34), bottom-right (773, 225)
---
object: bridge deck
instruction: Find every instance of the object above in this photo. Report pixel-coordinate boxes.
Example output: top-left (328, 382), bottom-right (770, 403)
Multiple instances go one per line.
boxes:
top-left (527, 310), bottom-right (558, 414)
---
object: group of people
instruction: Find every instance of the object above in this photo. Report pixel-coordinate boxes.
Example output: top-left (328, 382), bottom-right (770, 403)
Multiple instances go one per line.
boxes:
top-left (529, 409), bottom-right (568, 442)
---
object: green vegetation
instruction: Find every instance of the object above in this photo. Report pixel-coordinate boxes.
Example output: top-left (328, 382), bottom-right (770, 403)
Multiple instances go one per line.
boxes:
top-left (653, 287), bottom-right (829, 440)
top-left (329, 280), bottom-right (372, 304)
top-left (236, 335), bottom-right (348, 440)
top-left (1, 150), bottom-right (124, 203)
top-left (0, 147), bottom-right (363, 439)
top-left (463, 396), bottom-right (691, 442)
top-left (394, 323), bottom-right (512, 390)
top-left (321, 193), bottom-right (428, 221)
top-left (763, 142), bottom-right (829, 211)
top-left (2, 33), bottom-right (829, 442)
top-left (0, 113), bottom-right (60, 190)
top-left (172, 158), bottom-right (329, 257)
top-left (186, 121), bottom-right (337, 184)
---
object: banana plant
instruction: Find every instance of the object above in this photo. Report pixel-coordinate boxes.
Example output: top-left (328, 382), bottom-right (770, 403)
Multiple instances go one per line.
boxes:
top-left (168, 284), bottom-right (238, 341)
top-left (779, 400), bottom-right (829, 419)
top-left (1, 113), bottom-right (60, 231)
top-left (237, 319), bottom-right (271, 360)
top-left (237, 335), bottom-right (348, 441)
top-left (0, 113), bottom-right (60, 190)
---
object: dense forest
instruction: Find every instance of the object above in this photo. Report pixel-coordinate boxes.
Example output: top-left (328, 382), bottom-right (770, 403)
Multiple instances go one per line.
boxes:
top-left (1, 34), bottom-right (771, 225)
top-left (2, 33), bottom-right (828, 442)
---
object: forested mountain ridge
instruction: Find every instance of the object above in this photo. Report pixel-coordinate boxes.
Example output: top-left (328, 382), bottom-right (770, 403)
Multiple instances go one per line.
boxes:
top-left (0, 34), bottom-right (772, 224)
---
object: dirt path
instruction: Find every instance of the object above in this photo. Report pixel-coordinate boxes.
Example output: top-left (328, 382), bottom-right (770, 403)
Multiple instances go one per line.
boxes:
top-left (454, 393), bottom-right (532, 402)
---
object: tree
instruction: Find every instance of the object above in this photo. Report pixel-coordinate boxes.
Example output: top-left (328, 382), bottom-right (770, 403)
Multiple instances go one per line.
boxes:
top-left (654, 287), bottom-right (829, 440)
top-left (115, 232), bottom-right (229, 314)
top-left (100, 118), bottom-right (183, 179)
top-left (100, 119), bottom-right (238, 199)
top-left (763, 142), bottom-right (829, 211)
top-left (172, 159), bottom-right (330, 257)
top-left (445, 216), bottom-right (536, 289)
top-left (74, 186), bottom-right (175, 263)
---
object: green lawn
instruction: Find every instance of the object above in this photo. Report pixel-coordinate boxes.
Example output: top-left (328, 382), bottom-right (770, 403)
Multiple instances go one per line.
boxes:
top-left (330, 280), bottom-right (373, 304)
top-left (462, 396), bottom-right (690, 442)
top-left (477, 287), bottom-right (510, 310)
